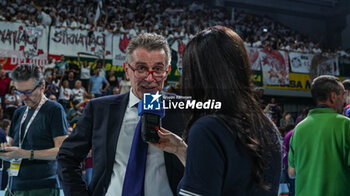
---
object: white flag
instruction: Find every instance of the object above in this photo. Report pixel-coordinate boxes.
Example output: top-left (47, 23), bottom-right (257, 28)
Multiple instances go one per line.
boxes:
top-left (94, 0), bottom-right (103, 24)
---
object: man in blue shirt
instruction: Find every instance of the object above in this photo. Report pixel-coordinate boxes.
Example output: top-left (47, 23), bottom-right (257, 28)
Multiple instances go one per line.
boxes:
top-left (56, 55), bottom-right (68, 77)
top-left (88, 67), bottom-right (109, 98)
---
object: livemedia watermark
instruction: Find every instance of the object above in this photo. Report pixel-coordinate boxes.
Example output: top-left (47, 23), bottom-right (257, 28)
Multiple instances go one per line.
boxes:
top-left (143, 92), bottom-right (222, 110)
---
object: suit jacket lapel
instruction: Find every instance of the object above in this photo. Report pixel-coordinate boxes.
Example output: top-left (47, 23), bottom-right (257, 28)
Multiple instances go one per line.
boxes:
top-left (104, 93), bottom-right (129, 187)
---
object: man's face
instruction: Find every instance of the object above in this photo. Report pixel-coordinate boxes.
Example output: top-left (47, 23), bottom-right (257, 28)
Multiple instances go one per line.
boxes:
top-left (14, 79), bottom-right (44, 108)
top-left (63, 80), bottom-right (69, 88)
top-left (346, 89), bottom-right (350, 104)
top-left (0, 69), bottom-right (5, 78)
top-left (68, 72), bottom-right (74, 79)
top-left (75, 81), bottom-right (80, 88)
top-left (271, 98), bottom-right (276, 104)
top-left (94, 68), bottom-right (100, 75)
top-left (335, 83), bottom-right (346, 113)
top-left (123, 48), bottom-right (169, 99)
top-left (46, 75), bottom-right (52, 83)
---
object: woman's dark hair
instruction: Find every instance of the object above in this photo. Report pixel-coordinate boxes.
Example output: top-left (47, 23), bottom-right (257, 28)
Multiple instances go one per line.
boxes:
top-left (181, 26), bottom-right (280, 190)
top-left (0, 119), bottom-right (10, 131)
top-left (8, 86), bottom-right (16, 94)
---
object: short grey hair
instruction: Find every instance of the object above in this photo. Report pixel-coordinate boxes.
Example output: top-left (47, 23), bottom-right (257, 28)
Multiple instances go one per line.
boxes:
top-left (126, 33), bottom-right (171, 65)
top-left (311, 75), bottom-right (342, 104)
top-left (10, 64), bottom-right (44, 86)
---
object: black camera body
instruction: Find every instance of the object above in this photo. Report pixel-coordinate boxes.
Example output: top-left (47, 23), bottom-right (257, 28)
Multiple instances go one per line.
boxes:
top-left (141, 113), bottom-right (160, 143)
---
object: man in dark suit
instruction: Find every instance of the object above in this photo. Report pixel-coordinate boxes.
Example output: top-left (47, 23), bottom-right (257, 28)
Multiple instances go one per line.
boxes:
top-left (57, 33), bottom-right (184, 196)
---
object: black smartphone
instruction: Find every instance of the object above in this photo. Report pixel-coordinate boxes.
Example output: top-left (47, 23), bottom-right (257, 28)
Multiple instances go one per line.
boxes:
top-left (141, 113), bottom-right (160, 143)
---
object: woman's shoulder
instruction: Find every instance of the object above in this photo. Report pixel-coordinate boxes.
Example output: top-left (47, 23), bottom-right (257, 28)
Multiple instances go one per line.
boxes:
top-left (193, 115), bottom-right (222, 127)
top-left (190, 115), bottom-right (234, 140)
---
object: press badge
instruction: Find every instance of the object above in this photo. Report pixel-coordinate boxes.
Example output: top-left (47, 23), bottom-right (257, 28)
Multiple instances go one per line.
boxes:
top-left (8, 158), bottom-right (22, 176)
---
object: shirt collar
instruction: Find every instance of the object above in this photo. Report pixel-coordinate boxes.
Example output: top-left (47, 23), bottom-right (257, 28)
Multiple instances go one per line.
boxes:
top-left (128, 88), bottom-right (141, 108)
top-left (309, 107), bottom-right (337, 115)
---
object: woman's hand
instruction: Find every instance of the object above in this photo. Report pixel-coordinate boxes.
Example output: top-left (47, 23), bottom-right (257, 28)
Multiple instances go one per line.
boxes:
top-left (150, 128), bottom-right (187, 166)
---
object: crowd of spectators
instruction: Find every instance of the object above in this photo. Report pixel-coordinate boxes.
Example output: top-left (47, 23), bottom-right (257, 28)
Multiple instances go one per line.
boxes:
top-left (0, 0), bottom-right (347, 133)
top-left (235, 13), bottom-right (350, 57)
top-left (0, 0), bottom-right (348, 122)
top-left (0, 56), bottom-right (127, 132)
top-left (0, 1), bottom-right (348, 193)
top-left (0, 0), bottom-right (349, 57)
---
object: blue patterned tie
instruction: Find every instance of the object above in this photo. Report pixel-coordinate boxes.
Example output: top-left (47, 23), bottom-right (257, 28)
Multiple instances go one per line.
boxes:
top-left (122, 101), bottom-right (148, 196)
top-left (122, 99), bottom-right (165, 196)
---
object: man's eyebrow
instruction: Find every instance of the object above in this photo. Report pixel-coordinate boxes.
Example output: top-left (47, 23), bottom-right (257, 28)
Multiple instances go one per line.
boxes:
top-left (134, 62), bottom-right (165, 66)
top-left (154, 62), bottom-right (165, 66)
top-left (134, 62), bottom-right (147, 66)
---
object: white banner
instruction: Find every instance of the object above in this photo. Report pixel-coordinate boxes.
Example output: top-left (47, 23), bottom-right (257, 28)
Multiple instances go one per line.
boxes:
top-left (289, 52), bottom-right (314, 73)
top-left (112, 34), bottom-right (129, 66)
top-left (0, 49), bottom-right (47, 67)
top-left (317, 57), bottom-right (339, 76)
top-left (0, 21), bottom-right (49, 69)
top-left (260, 48), bottom-right (289, 85)
top-left (247, 47), bottom-right (261, 71)
top-left (49, 27), bottom-right (113, 59)
top-left (112, 33), bottom-right (141, 66)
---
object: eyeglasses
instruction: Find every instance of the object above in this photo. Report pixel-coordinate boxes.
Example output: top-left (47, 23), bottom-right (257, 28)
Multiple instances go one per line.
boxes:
top-left (14, 84), bottom-right (41, 96)
top-left (128, 64), bottom-right (168, 81)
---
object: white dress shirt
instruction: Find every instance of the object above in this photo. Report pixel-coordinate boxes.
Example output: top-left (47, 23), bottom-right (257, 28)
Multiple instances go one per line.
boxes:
top-left (106, 90), bottom-right (173, 196)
